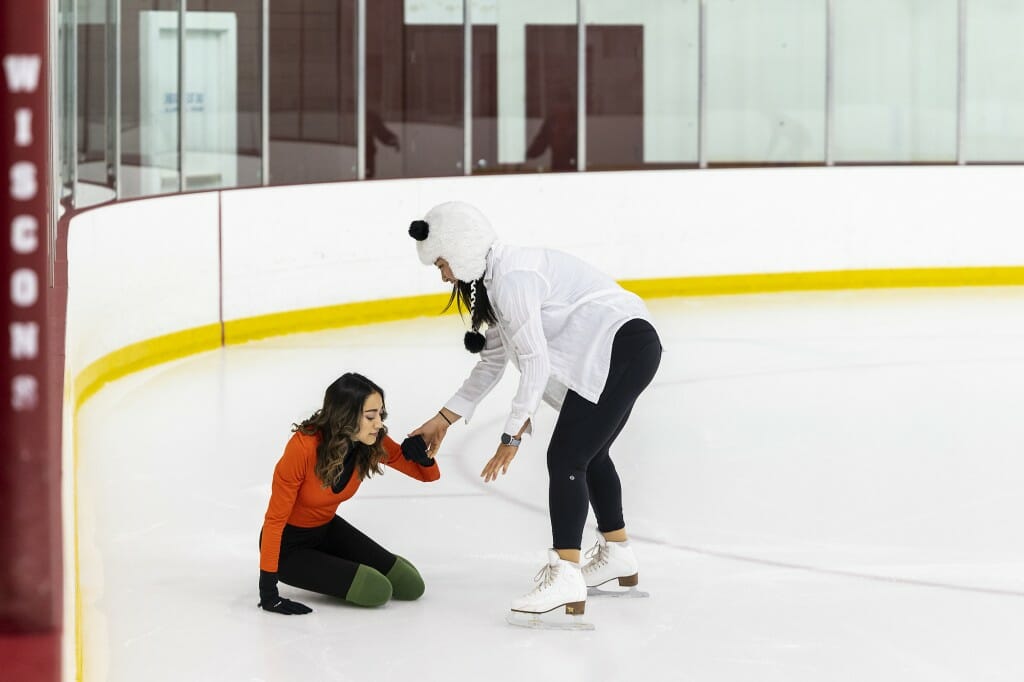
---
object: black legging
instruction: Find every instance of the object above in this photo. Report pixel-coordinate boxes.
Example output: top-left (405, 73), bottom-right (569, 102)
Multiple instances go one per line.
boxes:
top-left (547, 318), bottom-right (662, 550)
top-left (261, 516), bottom-right (397, 598)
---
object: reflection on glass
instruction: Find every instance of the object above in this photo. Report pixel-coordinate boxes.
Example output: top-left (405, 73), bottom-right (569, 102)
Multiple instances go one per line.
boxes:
top-left (369, 0), bottom-right (464, 179)
top-left (121, 0), bottom-right (180, 198)
top-left (965, 0), bottom-right (1024, 162)
top-left (833, 0), bottom-right (957, 163)
top-left (269, 0), bottom-right (357, 184)
top-left (188, 0), bottom-right (262, 190)
top-left (60, 0), bottom-right (1024, 207)
top-left (586, 0), bottom-right (698, 171)
top-left (121, 0), bottom-right (261, 197)
top-left (473, 0), bottom-right (577, 174)
top-left (706, 0), bottom-right (825, 164)
top-left (71, 0), bottom-right (119, 207)
top-left (76, 2), bottom-right (110, 188)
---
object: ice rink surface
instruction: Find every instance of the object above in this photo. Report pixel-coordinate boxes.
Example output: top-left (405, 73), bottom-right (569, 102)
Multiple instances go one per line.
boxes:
top-left (76, 289), bottom-right (1024, 682)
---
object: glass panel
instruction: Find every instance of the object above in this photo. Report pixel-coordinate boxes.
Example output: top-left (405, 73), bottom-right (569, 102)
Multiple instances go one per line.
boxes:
top-left (472, 0), bottom-right (577, 174)
top-left (269, 0), bottom-right (357, 184)
top-left (76, 0), bottom-right (109, 188)
top-left (833, 0), bottom-right (957, 163)
top-left (70, 0), bottom-right (118, 207)
top-left (965, 1), bottom-right (1024, 162)
top-left (706, 0), bottom-right (825, 165)
top-left (585, 0), bottom-right (698, 171)
top-left (369, 0), bottom-right (464, 180)
top-left (471, 18), bottom-right (497, 174)
top-left (188, 0), bottom-right (263, 190)
top-left (121, 0), bottom-right (181, 197)
top-left (60, 0), bottom-right (76, 206)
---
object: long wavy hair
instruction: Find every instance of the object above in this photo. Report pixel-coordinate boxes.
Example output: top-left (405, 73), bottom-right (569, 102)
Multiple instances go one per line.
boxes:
top-left (293, 372), bottom-right (389, 486)
top-left (444, 277), bottom-right (497, 331)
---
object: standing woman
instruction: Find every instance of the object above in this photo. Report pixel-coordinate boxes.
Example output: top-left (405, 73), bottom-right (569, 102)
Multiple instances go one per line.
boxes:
top-left (258, 372), bottom-right (439, 614)
top-left (407, 201), bottom-right (662, 622)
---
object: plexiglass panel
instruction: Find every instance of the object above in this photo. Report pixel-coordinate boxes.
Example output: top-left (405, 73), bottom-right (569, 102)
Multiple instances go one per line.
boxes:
top-left (69, 0), bottom-right (119, 206)
top-left (472, 0), bottom-right (578, 174)
top-left (121, 0), bottom-right (180, 197)
top-left (188, 0), bottom-right (262, 190)
top-left (586, 0), bottom-right (699, 170)
top-left (833, 0), bottom-right (958, 162)
top-left (964, 0), bottom-right (1024, 162)
top-left (269, 0), bottom-right (357, 184)
top-left (367, 0), bottom-right (464, 180)
top-left (58, 0), bottom-right (1024, 209)
top-left (75, 0), bottom-right (110, 189)
top-left (706, 0), bottom-right (825, 164)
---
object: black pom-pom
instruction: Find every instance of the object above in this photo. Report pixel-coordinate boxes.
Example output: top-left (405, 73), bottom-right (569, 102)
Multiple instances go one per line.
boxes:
top-left (409, 220), bottom-right (429, 241)
top-left (464, 330), bottom-right (486, 353)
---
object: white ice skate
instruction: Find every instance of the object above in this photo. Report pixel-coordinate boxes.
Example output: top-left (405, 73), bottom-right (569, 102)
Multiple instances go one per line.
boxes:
top-left (582, 534), bottom-right (649, 598)
top-left (506, 549), bottom-right (594, 631)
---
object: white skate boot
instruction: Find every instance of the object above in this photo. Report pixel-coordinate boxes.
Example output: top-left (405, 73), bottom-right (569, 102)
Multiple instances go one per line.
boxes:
top-left (506, 549), bottom-right (594, 630)
top-left (582, 534), bottom-right (649, 598)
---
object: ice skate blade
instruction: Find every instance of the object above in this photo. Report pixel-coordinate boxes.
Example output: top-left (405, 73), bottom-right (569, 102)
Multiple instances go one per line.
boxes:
top-left (506, 610), bottom-right (595, 631)
top-left (587, 585), bottom-right (650, 598)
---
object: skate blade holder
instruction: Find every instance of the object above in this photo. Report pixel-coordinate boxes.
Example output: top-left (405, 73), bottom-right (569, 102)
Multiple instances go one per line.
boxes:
top-left (506, 601), bottom-right (595, 631)
top-left (587, 573), bottom-right (650, 599)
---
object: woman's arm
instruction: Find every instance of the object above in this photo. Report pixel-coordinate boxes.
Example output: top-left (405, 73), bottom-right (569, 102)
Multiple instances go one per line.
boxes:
top-left (258, 437), bottom-right (313, 615)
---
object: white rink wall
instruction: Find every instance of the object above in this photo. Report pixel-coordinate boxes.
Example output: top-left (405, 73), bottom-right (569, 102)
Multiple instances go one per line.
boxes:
top-left (66, 192), bottom-right (222, 375)
top-left (66, 166), bottom-right (1024, 376)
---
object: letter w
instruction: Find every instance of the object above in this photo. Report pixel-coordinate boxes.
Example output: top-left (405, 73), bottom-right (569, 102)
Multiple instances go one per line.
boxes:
top-left (3, 55), bottom-right (42, 93)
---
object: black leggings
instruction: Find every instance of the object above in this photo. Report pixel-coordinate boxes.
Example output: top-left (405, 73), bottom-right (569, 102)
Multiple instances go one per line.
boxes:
top-left (547, 318), bottom-right (662, 550)
top-left (262, 516), bottom-right (397, 598)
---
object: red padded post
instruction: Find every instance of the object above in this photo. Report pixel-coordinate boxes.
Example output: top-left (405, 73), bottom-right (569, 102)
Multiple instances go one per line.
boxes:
top-left (1, 1), bottom-right (61, 679)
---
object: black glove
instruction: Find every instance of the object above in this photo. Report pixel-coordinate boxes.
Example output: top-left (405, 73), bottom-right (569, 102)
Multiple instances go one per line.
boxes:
top-left (401, 435), bottom-right (434, 467)
top-left (259, 570), bottom-right (312, 615)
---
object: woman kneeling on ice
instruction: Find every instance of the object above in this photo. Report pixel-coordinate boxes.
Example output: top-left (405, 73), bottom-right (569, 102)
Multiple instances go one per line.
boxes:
top-left (258, 372), bottom-right (439, 614)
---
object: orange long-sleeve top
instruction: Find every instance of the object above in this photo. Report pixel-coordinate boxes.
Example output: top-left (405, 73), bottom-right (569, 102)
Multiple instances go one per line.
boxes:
top-left (260, 431), bottom-right (440, 572)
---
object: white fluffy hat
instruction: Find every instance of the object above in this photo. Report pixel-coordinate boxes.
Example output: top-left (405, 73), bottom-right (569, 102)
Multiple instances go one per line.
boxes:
top-left (408, 201), bottom-right (497, 282)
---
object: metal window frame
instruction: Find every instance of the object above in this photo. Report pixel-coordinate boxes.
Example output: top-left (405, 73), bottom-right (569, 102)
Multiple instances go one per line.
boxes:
top-left (577, 0), bottom-right (586, 172)
top-left (825, 0), bottom-right (834, 166)
top-left (956, 0), bottom-right (966, 165)
top-left (356, 0), bottom-right (366, 180)
top-left (178, 0), bottom-right (187, 192)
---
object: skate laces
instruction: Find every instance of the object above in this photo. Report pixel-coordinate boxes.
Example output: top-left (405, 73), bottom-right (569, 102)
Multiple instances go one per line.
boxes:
top-left (583, 540), bottom-right (609, 570)
top-left (531, 561), bottom-right (559, 592)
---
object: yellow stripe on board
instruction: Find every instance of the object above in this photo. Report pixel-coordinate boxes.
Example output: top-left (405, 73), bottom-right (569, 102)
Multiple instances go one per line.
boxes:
top-left (223, 293), bottom-right (454, 345)
top-left (620, 266), bottom-right (1024, 299)
top-left (72, 324), bottom-right (223, 408)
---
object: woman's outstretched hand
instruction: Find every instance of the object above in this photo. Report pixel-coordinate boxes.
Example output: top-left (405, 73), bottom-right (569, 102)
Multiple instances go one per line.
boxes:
top-left (481, 443), bottom-right (518, 482)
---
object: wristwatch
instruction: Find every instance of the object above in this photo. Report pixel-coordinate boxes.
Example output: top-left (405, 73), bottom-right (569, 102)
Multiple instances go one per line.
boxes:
top-left (500, 433), bottom-right (522, 447)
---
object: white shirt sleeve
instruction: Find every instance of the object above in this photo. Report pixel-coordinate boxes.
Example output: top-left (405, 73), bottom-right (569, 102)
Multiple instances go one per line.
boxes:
top-left (496, 270), bottom-right (551, 435)
top-left (444, 325), bottom-right (507, 423)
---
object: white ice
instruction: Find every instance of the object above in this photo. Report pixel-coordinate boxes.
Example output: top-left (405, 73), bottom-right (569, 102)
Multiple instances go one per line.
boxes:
top-left (76, 288), bottom-right (1024, 682)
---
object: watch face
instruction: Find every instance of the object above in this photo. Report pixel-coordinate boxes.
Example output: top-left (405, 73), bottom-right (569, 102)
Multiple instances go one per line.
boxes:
top-left (501, 433), bottom-right (511, 445)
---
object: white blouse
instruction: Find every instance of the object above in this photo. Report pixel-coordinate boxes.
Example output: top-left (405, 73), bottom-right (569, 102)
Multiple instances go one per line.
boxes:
top-left (443, 242), bottom-right (652, 436)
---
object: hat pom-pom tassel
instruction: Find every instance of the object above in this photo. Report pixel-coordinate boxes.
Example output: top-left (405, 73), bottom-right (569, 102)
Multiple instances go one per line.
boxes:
top-left (464, 330), bottom-right (486, 353)
top-left (409, 220), bottom-right (429, 241)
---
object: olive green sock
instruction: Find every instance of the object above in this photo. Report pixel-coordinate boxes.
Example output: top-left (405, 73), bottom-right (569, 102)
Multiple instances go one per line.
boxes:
top-left (345, 564), bottom-right (392, 607)
top-left (386, 556), bottom-right (425, 601)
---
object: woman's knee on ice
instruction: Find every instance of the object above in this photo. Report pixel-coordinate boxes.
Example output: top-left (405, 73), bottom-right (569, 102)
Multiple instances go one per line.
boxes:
top-left (386, 555), bottom-right (426, 600)
top-left (345, 564), bottom-right (393, 607)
